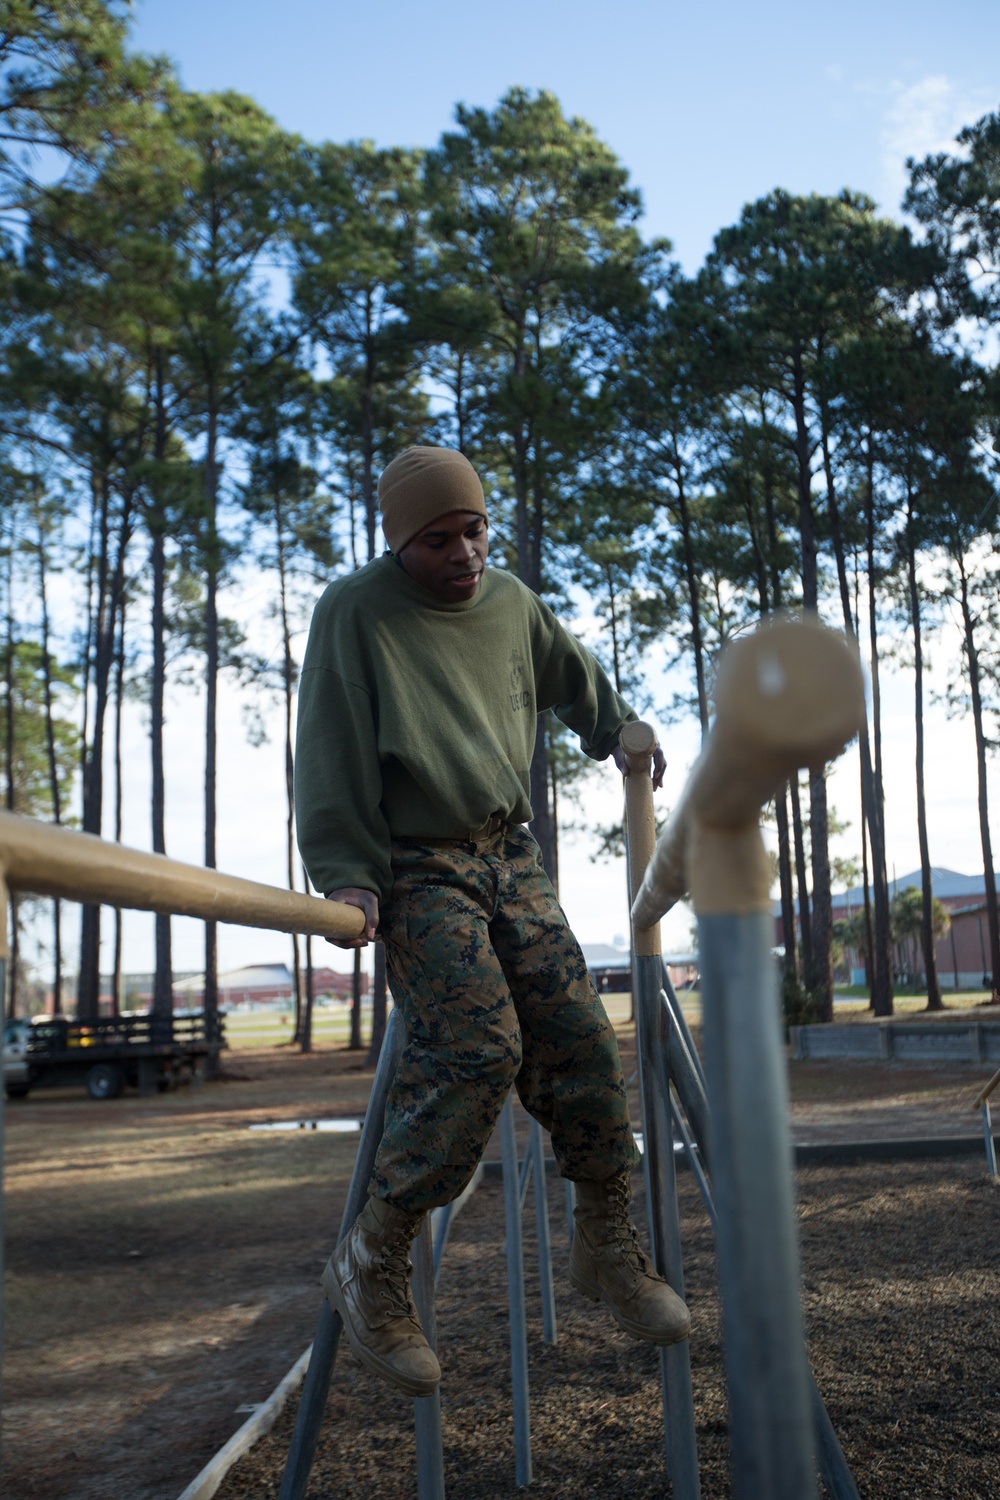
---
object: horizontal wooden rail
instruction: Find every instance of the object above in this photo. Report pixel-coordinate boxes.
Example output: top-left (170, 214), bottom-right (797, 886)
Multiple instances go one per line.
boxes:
top-left (631, 614), bottom-right (865, 927)
top-left (0, 811), bottom-right (365, 960)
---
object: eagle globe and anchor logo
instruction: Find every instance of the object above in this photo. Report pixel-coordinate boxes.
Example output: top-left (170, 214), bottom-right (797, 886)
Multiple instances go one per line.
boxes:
top-left (508, 649), bottom-right (530, 712)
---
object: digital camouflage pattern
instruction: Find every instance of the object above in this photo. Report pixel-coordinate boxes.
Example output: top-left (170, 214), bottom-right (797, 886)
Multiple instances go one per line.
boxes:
top-left (371, 823), bottom-right (640, 1212)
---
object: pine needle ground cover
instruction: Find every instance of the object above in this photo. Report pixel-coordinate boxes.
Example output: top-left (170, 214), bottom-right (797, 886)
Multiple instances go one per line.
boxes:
top-left (3, 1036), bottom-right (998, 1498)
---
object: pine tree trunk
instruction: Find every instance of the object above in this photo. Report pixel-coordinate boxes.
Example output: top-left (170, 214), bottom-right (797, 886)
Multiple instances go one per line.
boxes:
top-left (791, 353), bottom-right (832, 1014)
top-left (905, 509), bottom-right (941, 1010)
top-left (78, 472), bottom-right (112, 1020)
top-left (350, 949), bottom-right (363, 1050)
top-left (4, 610), bottom-right (17, 1019)
top-left (821, 415), bottom-right (892, 1013)
top-left (807, 769), bottom-right (834, 1020)
top-left (672, 466), bottom-right (709, 736)
top-left (111, 587), bottom-right (126, 1017)
top-left (361, 402), bottom-right (387, 1056)
top-left (368, 944), bottom-right (387, 1065)
top-left (790, 774), bottom-right (812, 975)
top-left (36, 500), bottom-right (64, 1014)
top-left (776, 789), bottom-right (798, 984)
top-left (203, 406), bottom-right (220, 1062)
top-left (860, 759), bottom-right (874, 995)
top-left (150, 357), bottom-right (173, 1025)
top-left (524, 442), bottom-right (557, 880)
top-left (79, 478), bottom-right (133, 1019)
top-left (757, 485), bottom-right (797, 986)
top-left (958, 561), bottom-right (1000, 999)
top-left (275, 498), bottom-right (304, 1047)
top-left (864, 446), bottom-right (892, 1014)
top-left (302, 934), bottom-right (314, 1056)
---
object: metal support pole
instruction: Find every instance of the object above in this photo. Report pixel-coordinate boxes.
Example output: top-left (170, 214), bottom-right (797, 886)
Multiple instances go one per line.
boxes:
top-left (622, 722), bottom-right (701, 1499)
top-left (517, 1132), bottom-right (532, 1210)
top-left (669, 1093), bottom-right (715, 1228)
top-left (661, 981), bottom-right (859, 1500)
top-left (659, 961), bottom-right (708, 1094)
top-left (500, 1094), bottom-right (532, 1488)
top-left (658, 979), bottom-right (711, 1175)
top-left (412, 1220), bottom-right (446, 1500)
top-left (0, 952), bottom-right (6, 1441)
top-left (699, 912), bottom-right (817, 1500)
top-left (529, 1119), bottom-right (557, 1345)
top-left (981, 1101), bottom-right (998, 1177)
top-left (279, 1008), bottom-right (406, 1500)
top-left (432, 1165), bottom-right (484, 1287)
top-left (635, 951), bottom-right (701, 1497)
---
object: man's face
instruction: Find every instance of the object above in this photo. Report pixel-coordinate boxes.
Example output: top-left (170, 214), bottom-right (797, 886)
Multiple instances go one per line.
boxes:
top-left (397, 510), bottom-right (489, 602)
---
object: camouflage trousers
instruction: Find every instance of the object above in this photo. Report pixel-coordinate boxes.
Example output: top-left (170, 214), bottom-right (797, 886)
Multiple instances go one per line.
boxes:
top-left (371, 822), bottom-right (640, 1213)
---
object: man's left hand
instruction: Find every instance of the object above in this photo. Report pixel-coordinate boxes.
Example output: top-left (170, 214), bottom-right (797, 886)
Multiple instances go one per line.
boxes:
top-left (612, 741), bottom-right (666, 790)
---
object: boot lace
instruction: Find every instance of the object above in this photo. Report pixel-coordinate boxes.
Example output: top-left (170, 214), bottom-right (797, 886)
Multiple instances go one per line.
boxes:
top-left (377, 1226), bottom-right (417, 1315)
top-left (606, 1176), bottom-right (648, 1275)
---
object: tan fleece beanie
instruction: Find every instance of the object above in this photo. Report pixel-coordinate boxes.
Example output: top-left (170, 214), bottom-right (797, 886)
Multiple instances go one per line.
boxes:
top-left (378, 446), bottom-right (487, 552)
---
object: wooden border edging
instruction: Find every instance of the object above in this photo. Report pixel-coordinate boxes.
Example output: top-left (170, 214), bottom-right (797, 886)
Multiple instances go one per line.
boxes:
top-left (177, 1346), bottom-right (313, 1500)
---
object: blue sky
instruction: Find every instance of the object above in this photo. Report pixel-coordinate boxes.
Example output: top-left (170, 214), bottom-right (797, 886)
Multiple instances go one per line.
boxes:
top-left (101, 2), bottom-right (1000, 970)
top-left (132, 0), bottom-right (1000, 270)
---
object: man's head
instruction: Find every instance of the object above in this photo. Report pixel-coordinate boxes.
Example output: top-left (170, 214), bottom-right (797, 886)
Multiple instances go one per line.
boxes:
top-left (378, 446), bottom-right (489, 602)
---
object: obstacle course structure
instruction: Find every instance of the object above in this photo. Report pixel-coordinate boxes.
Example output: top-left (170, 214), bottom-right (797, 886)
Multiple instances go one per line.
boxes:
top-left (276, 612), bottom-right (866, 1499)
top-left (0, 612), bottom-right (867, 1498)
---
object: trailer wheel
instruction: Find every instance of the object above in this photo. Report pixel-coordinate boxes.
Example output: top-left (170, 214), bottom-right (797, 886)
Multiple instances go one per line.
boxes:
top-left (4, 1082), bottom-right (30, 1099)
top-left (86, 1063), bottom-right (125, 1100)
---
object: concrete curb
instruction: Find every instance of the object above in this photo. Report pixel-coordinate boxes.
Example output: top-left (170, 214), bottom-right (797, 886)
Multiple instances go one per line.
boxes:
top-left (177, 1344), bottom-right (312, 1500)
top-left (793, 1135), bottom-right (992, 1164)
top-left (481, 1134), bottom-right (995, 1176)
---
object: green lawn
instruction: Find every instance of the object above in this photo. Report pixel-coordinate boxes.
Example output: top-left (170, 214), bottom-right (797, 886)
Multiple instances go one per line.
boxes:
top-left (224, 1002), bottom-right (365, 1049)
top-left (222, 984), bottom-right (994, 1053)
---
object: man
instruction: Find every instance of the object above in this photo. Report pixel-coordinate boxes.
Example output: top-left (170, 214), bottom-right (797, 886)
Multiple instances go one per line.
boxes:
top-left (295, 445), bottom-right (689, 1398)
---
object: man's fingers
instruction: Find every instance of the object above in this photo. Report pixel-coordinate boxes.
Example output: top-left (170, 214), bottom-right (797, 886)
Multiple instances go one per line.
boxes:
top-left (325, 888), bottom-right (379, 947)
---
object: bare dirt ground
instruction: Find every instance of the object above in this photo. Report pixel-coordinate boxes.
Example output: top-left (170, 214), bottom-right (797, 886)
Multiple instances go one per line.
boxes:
top-left (3, 1027), bottom-right (998, 1499)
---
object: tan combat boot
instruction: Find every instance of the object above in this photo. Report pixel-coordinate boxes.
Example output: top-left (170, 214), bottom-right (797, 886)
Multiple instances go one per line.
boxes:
top-left (322, 1195), bottom-right (441, 1397)
top-left (569, 1173), bottom-right (691, 1345)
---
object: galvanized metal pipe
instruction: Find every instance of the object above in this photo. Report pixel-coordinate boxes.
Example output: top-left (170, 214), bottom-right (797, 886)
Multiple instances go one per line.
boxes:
top-left (500, 1095), bottom-right (532, 1488)
top-left (1, 953), bottom-right (5, 1434)
top-left (634, 950), bottom-right (701, 1496)
top-left (529, 1119), bottom-right (558, 1345)
top-left (981, 1101), bottom-right (998, 1177)
top-left (659, 978), bottom-right (859, 1500)
top-left (658, 962), bottom-right (708, 1093)
top-left (432, 1165), bottom-right (484, 1286)
top-left (621, 723), bottom-right (701, 1498)
top-left (699, 912), bottom-right (817, 1500)
top-left (669, 1093), bottom-right (715, 1228)
top-left (628, 625), bottom-right (865, 1500)
top-left (412, 1221), bottom-right (446, 1500)
top-left (657, 981), bottom-right (711, 1175)
top-left (279, 1009), bottom-right (406, 1500)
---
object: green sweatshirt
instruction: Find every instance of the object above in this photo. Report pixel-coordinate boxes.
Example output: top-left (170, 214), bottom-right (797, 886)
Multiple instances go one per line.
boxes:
top-left (294, 554), bottom-right (635, 901)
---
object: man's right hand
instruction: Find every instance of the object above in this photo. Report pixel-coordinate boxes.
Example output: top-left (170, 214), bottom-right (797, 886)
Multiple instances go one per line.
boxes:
top-left (325, 888), bottom-right (380, 948)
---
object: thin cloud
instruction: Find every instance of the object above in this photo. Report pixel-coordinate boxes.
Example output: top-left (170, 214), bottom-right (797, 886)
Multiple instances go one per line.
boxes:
top-left (880, 75), bottom-right (990, 214)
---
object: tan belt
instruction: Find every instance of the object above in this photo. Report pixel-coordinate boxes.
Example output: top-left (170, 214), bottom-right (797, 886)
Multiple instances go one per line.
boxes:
top-left (468, 812), bottom-right (507, 842)
top-left (398, 813), bottom-right (509, 849)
